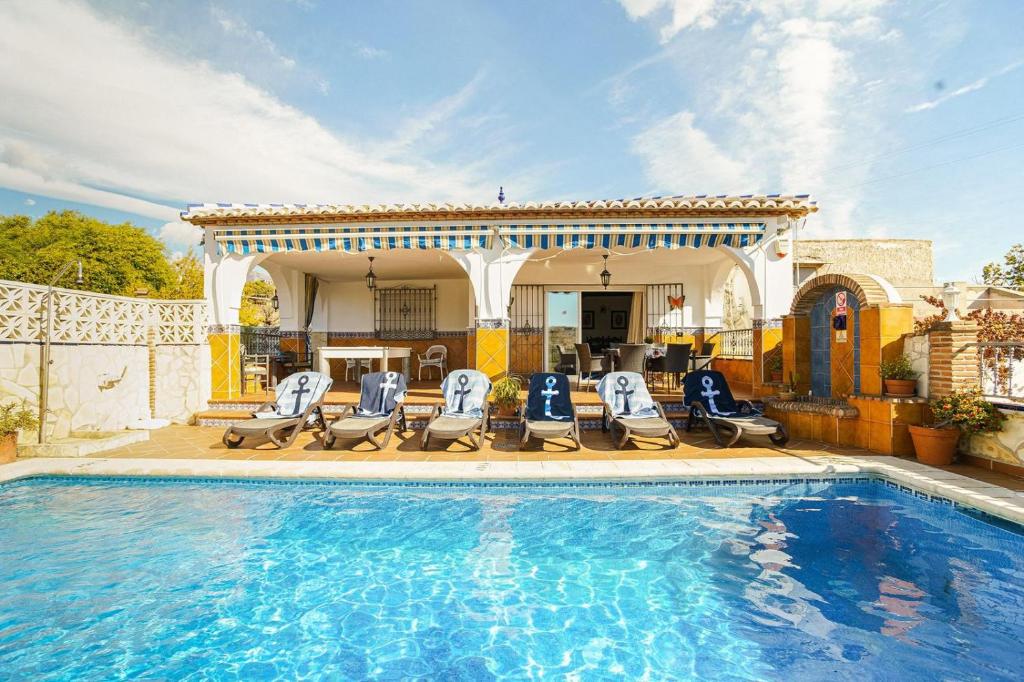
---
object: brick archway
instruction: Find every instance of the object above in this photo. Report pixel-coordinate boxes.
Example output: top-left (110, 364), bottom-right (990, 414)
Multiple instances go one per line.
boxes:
top-left (790, 273), bottom-right (892, 316)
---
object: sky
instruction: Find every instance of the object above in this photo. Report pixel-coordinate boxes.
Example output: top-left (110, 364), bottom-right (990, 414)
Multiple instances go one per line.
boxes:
top-left (1, 0), bottom-right (1022, 281)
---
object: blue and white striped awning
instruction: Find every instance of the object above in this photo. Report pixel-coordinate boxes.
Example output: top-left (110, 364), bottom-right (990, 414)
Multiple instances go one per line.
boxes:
top-left (499, 223), bottom-right (765, 249)
top-left (215, 226), bottom-right (491, 255)
top-left (214, 222), bottom-right (765, 255)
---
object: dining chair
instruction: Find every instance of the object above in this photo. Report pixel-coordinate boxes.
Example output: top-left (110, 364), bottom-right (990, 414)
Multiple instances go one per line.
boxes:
top-left (417, 344), bottom-right (448, 380)
top-left (574, 343), bottom-right (604, 390)
top-left (616, 344), bottom-right (647, 374)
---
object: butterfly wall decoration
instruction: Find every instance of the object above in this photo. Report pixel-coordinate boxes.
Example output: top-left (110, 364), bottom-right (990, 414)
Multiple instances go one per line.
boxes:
top-left (667, 294), bottom-right (684, 310)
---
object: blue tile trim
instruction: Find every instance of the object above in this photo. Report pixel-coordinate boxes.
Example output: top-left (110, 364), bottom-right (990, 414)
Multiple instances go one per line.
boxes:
top-left (3, 473), bottom-right (1018, 532)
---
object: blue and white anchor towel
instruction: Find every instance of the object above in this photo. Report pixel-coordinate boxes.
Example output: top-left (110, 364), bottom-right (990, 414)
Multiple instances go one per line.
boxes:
top-left (258, 371), bottom-right (333, 419)
top-left (525, 372), bottom-right (573, 421)
top-left (356, 371), bottom-right (407, 418)
top-left (441, 369), bottom-right (492, 419)
top-left (597, 371), bottom-right (659, 419)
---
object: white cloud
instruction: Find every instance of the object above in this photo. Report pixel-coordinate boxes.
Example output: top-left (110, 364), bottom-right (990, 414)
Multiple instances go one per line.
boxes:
top-left (632, 111), bottom-right (752, 191)
top-left (159, 221), bottom-right (202, 247)
top-left (0, 0), bottom-right (499, 243)
top-left (211, 6), bottom-right (296, 70)
top-left (376, 70), bottom-right (487, 158)
top-left (905, 60), bottom-right (1024, 113)
top-left (353, 43), bottom-right (388, 60)
top-left (618, 0), bottom-right (899, 234)
top-left (23, 197), bottom-right (35, 206)
top-left (618, 0), bottom-right (720, 41)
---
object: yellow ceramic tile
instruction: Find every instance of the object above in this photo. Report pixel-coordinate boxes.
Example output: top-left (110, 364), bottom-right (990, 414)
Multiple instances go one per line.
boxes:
top-left (879, 306), bottom-right (914, 338)
top-left (868, 420), bottom-right (893, 454)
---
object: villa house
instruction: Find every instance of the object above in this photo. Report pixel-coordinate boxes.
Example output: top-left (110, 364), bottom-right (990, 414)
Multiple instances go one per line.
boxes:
top-left (183, 195), bottom-right (818, 399)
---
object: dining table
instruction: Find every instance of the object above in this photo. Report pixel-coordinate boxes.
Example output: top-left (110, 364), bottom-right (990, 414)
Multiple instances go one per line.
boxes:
top-left (316, 346), bottom-right (412, 381)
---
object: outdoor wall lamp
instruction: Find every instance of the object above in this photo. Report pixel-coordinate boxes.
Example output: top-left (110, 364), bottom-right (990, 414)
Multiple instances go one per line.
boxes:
top-left (271, 293), bottom-right (280, 311)
top-left (38, 260), bottom-right (83, 444)
top-left (365, 256), bottom-right (377, 290)
top-left (599, 254), bottom-right (612, 289)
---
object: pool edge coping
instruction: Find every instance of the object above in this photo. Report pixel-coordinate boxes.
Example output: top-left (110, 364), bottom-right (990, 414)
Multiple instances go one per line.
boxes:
top-left (2, 455), bottom-right (1023, 526)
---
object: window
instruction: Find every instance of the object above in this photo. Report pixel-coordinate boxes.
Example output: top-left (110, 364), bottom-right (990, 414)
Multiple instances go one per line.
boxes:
top-left (374, 286), bottom-right (437, 339)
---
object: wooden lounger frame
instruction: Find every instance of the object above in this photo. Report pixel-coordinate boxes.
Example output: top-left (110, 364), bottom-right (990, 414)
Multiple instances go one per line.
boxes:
top-left (686, 400), bottom-right (789, 447)
top-left (421, 401), bottom-right (490, 451)
top-left (222, 398), bottom-right (328, 449)
top-left (323, 404), bottom-right (408, 450)
top-left (601, 402), bottom-right (679, 449)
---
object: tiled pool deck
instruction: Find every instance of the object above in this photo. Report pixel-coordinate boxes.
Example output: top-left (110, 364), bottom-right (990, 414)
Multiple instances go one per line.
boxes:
top-left (2, 425), bottom-right (1023, 525)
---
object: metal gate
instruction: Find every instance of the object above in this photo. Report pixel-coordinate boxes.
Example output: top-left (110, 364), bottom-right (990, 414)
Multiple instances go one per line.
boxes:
top-left (509, 285), bottom-right (545, 377)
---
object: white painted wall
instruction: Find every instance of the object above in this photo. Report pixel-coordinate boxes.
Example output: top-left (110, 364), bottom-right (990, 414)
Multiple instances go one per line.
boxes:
top-left (315, 278), bottom-right (473, 332)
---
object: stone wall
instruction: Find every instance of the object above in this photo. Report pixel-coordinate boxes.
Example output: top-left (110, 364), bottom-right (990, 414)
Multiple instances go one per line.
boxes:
top-left (966, 410), bottom-right (1024, 472)
top-left (0, 279), bottom-right (208, 439)
top-left (904, 334), bottom-right (929, 397)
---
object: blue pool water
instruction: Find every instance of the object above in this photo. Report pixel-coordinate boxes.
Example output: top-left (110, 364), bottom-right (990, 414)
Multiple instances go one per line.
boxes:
top-left (1, 477), bottom-right (1022, 680)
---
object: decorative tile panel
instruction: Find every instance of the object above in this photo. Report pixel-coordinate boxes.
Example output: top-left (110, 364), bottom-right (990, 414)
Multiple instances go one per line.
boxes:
top-left (0, 279), bottom-right (206, 346)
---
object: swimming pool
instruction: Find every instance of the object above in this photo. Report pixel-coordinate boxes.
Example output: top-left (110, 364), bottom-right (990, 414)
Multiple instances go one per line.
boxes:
top-left (1, 476), bottom-right (1022, 680)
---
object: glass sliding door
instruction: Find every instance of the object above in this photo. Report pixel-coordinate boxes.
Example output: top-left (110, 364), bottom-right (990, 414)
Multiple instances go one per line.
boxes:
top-left (545, 291), bottom-right (580, 372)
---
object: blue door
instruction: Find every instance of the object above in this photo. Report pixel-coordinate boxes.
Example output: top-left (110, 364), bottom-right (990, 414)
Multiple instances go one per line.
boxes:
top-left (809, 287), bottom-right (861, 397)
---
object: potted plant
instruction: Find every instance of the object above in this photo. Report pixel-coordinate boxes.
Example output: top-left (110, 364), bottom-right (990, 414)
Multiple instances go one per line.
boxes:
top-left (880, 355), bottom-right (918, 396)
top-left (0, 401), bottom-right (37, 464)
top-left (766, 354), bottom-right (783, 383)
top-left (492, 375), bottom-right (523, 417)
top-left (777, 371), bottom-right (799, 400)
top-left (909, 389), bottom-right (1005, 466)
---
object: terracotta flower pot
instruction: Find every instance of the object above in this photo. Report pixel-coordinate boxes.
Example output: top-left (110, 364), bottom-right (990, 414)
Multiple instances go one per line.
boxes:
top-left (0, 432), bottom-right (17, 464)
top-left (884, 378), bottom-right (916, 397)
top-left (908, 425), bottom-right (960, 466)
top-left (495, 403), bottom-right (519, 418)
top-left (770, 371), bottom-right (783, 383)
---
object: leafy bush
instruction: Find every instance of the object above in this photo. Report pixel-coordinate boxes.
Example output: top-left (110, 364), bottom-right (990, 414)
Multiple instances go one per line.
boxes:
top-left (0, 401), bottom-right (38, 436)
top-left (765, 353), bottom-right (783, 372)
top-left (492, 376), bottom-right (523, 408)
top-left (879, 355), bottom-right (918, 380)
top-left (930, 389), bottom-right (1005, 435)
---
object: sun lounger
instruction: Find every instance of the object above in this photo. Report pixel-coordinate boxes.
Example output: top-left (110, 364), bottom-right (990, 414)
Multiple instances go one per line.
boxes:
top-left (597, 371), bottom-right (679, 449)
top-left (519, 372), bottom-right (580, 449)
top-left (324, 370), bottom-right (407, 450)
top-left (421, 369), bottom-right (492, 450)
top-left (222, 371), bottom-right (333, 449)
top-left (683, 370), bottom-right (789, 447)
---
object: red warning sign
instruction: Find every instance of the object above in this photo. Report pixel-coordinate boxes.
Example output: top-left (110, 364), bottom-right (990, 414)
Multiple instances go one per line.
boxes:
top-left (835, 291), bottom-right (848, 316)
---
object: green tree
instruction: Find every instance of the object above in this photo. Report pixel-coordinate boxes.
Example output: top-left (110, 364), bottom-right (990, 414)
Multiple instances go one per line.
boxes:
top-left (982, 243), bottom-right (1024, 290)
top-left (239, 279), bottom-right (279, 327)
top-left (0, 211), bottom-right (176, 295)
top-left (158, 253), bottom-right (205, 299)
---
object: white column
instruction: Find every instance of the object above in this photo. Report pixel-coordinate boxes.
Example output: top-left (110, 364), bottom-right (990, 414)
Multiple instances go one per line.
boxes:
top-left (451, 246), bottom-right (535, 321)
top-left (259, 261), bottom-right (302, 332)
top-left (203, 235), bottom-right (262, 326)
top-left (723, 217), bottom-right (794, 321)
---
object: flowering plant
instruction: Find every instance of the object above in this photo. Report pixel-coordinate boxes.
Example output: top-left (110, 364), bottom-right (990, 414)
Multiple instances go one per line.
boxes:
top-left (929, 389), bottom-right (1005, 435)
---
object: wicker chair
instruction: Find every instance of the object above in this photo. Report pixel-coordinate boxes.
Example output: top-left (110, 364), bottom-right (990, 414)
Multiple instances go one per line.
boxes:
top-left (574, 343), bottom-right (604, 390)
top-left (616, 344), bottom-right (647, 374)
top-left (662, 343), bottom-right (692, 389)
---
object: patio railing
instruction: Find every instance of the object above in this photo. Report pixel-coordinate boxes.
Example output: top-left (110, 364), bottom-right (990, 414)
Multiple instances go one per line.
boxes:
top-left (972, 341), bottom-right (1024, 402)
top-left (240, 325), bottom-right (282, 356)
top-left (716, 328), bottom-right (754, 358)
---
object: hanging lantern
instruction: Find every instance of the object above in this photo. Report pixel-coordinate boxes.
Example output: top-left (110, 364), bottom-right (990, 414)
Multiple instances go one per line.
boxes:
top-left (271, 293), bottom-right (280, 311)
top-left (599, 254), bottom-right (612, 289)
top-left (365, 256), bottom-right (377, 290)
